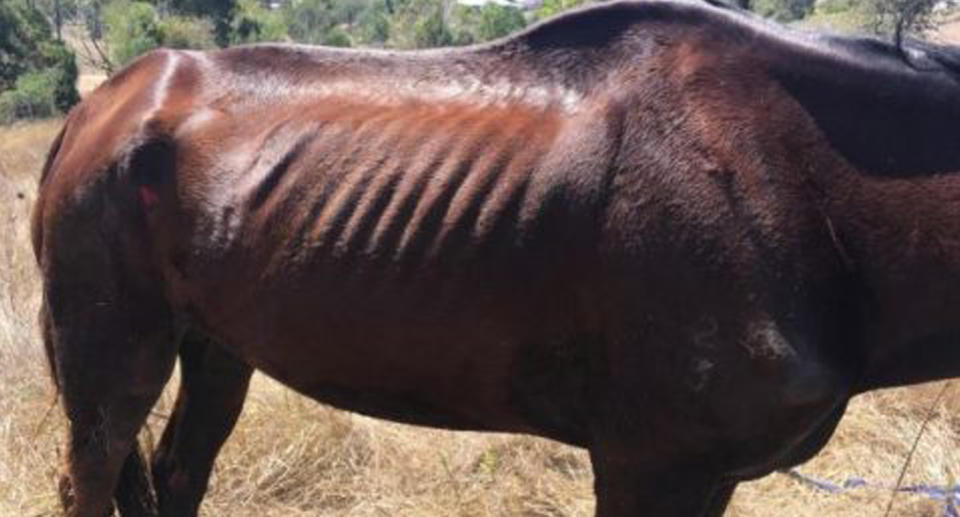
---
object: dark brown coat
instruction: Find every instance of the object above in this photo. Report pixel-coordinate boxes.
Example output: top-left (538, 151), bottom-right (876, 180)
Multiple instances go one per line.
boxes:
top-left (32, 1), bottom-right (960, 515)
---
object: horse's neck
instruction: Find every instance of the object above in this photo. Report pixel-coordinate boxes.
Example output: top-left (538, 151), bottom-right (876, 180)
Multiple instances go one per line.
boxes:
top-left (771, 38), bottom-right (960, 390)
top-left (828, 172), bottom-right (960, 390)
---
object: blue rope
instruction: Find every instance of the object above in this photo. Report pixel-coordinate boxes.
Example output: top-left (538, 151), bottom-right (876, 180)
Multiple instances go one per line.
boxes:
top-left (785, 470), bottom-right (960, 517)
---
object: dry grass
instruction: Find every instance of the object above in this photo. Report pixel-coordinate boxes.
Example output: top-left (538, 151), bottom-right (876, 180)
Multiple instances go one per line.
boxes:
top-left (1, 119), bottom-right (959, 516)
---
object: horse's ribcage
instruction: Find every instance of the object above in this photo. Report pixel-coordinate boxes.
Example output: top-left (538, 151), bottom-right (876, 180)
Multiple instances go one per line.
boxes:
top-left (228, 100), bottom-right (563, 273)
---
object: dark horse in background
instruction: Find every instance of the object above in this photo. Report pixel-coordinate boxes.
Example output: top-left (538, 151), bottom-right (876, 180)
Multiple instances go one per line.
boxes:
top-left (31, 0), bottom-right (960, 515)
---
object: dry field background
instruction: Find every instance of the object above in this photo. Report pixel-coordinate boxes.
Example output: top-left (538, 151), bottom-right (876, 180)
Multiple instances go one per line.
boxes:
top-left (2, 114), bottom-right (960, 514)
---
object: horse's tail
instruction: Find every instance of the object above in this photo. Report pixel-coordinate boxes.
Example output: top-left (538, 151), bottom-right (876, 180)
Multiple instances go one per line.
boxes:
top-left (35, 113), bottom-right (71, 393)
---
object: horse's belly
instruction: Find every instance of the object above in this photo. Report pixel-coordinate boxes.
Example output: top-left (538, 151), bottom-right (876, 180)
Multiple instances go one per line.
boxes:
top-left (178, 253), bottom-right (590, 438)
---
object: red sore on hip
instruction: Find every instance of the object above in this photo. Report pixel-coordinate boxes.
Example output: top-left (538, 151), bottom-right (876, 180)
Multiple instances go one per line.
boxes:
top-left (139, 186), bottom-right (160, 208)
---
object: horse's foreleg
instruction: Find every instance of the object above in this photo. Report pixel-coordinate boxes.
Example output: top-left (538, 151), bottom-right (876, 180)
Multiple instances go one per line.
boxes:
top-left (152, 330), bottom-right (252, 517)
top-left (703, 481), bottom-right (737, 517)
top-left (590, 451), bottom-right (732, 517)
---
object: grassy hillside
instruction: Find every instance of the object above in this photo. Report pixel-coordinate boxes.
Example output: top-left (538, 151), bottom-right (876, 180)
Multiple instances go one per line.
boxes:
top-left (1, 119), bottom-right (958, 516)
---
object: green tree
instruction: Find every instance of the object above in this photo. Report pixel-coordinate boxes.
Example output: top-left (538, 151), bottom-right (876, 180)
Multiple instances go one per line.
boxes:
top-left (857, 0), bottom-right (940, 35)
top-left (160, 14), bottom-right (217, 47)
top-left (283, 0), bottom-right (335, 44)
top-left (449, 3), bottom-right (525, 44)
top-left (355, 7), bottom-right (390, 44)
top-left (752, 0), bottom-right (815, 22)
top-left (413, 6), bottom-right (453, 47)
top-left (322, 25), bottom-right (352, 46)
top-left (35, 0), bottom-right (80, 40)
top-left (1, 70), bottom-right (57, 121)
top-left (474, 3), bottom-right (525, 40)
top-left (798, 0), bottom-right (952, 36)
top-left (283, 0), bottom-right (374, 46)
top-left (328, 0), bottom-right (368, 25)
top-left (167, 0), bottom-right (236, 45)
top-left (231, 0), bottom-right (287, 43)
top-left (0, 0), bottom-right (53, 89)
top-left (40, 40), bottom-right (80, 111)
top-left (80, 0), bottom-right (106, 39)
top-left (0, 0), bottom-right (79, 123)
top-left (1, 2), bottom-right (33, 90)
top-left (104, 0), bottom-right (163, 64)
top-left (387, 0), bottom-right (453, 48)
top-left (535, 0), bottom-right (587, 19)
top-left (102, 0), bottom-right (219, 64)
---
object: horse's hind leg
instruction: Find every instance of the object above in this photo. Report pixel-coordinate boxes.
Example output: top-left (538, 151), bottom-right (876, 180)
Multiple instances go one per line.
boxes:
top-left (152, 330), bottom-right (252, 517)
top-left (39, 196), bottom-right (179, 516)
top-left (43, 270), bottom-right (177, 516)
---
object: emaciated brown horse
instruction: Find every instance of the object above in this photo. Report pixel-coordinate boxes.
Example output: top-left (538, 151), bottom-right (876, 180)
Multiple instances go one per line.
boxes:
top-left (32, 0), bottom-right (960, 515)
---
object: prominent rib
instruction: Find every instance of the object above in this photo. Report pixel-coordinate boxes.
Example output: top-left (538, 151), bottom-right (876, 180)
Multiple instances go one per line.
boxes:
top-left (364, 108), bottom-right (474, 261)
top-left (393, 111), bottom-right (505, 265)
top-left (249, 126), bottom-right (315, 211)
top-left (426, 118), bottom-right (523, 259)
top-left (306, 109), bottom-right (399, 254)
